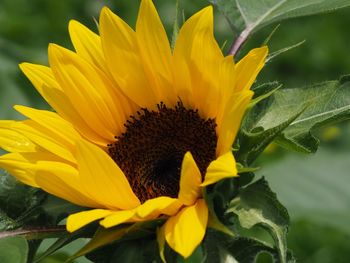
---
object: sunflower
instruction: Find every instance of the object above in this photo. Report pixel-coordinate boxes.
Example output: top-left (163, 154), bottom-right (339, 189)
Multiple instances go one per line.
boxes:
top-left (0, 0), bottom-right (267, 258)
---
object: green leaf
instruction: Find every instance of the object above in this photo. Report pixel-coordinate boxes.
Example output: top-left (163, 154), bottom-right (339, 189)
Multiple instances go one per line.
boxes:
top-left (240, 76), bottom-right (350, 160)
top-left (209, 0), bottom-right (350, 53)
top-left (0, 236), bottom-right (28, 263)
top-left (228, 178), bottom-right (290, 263)
top-left (204, 230), bottom-right (294, 263)
top-left (0, 171), bottom-right (46, 227)
top-left (274, 77), bottom-right (350, 153)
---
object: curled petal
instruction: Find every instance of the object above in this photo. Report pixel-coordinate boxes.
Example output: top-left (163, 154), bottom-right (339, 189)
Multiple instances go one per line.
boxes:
top-left (201, 151), bottom-right (237, 187)
top-left (136, 196), bottom-right (182, 219)
top-left (100, 210), bottom-right (137, 228)
top-left (178, 152), bottom-right (202, 205)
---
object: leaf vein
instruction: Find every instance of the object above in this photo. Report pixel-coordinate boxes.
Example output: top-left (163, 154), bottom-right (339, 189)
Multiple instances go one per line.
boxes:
top-left (292, 105), bottom-right (350, 125)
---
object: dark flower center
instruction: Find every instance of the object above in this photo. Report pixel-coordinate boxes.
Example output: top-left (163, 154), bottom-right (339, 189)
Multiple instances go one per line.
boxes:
top-left (108, 101), bottom-right (217, 203)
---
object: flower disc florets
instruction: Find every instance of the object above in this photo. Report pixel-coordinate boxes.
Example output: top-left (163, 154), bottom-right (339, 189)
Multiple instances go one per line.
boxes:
top-left (108, 101), bottom-right (217, 203)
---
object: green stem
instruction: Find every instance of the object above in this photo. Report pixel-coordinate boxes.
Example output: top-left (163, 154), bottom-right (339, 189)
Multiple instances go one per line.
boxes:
top-left (0, 225), bottom-right (67, 240)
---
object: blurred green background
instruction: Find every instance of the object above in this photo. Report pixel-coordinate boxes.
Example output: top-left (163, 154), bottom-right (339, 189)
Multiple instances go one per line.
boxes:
top-left (0, 0), bottom-right (350, 262)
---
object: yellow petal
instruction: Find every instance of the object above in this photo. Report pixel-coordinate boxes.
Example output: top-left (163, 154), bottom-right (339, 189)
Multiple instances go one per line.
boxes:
top-left (15, 105), bottom-right (81, 162)
top-left (76, 139), bottom-right (140, 210)
top-left (0, 136), bottom-right (85, 198)
top-left (69, 19), bottom-right (139, 119)
top-left (0, 128), bottom-right (34, 152)
top-left (174, 6), bottom-right (222, 67)
top-left (136, 0), bottom-right (171, 77)
top-left (216, 91), bottom-right (253, 155)
top-left (136, 197), bottom-right (182, 219)
top-left (48, 44), bottom-right (126, 141)
top-left (19, 63), bottom-right (111, 146)
top-left (235, 46), bottom-right (268, 91)
top-left (172, 56), bottom-right (193, 108)
top-left (178, 152), bottom-right (202, 205)
top-left (15, 105), bottom-right (81, 150)
top-left (0, 121), bottom-right (36, 153)
top-left (100, 210), bottom-right (136, 228)
top-left (214, 55), bottom-right (237, 130)
top-left (218, 55), bottom-right (236, 104)
top-left (201, 152), bottom-right (237, 187)
top-left (174, 6), bottom-right (223, 118)
top-left (19, 62), bottom-right (62, 95)
top-left (164, 199), bottom-right (208, 258)
top-left (34, 161), bottom-right (101, 208)
top-left (136, 0), bottom-right (175, 105)
top-left (67, 209), bottom-right (114, 233)
top-left (69, 20), bottom-right (108, 73)
top-left (40, 85), bottom-right (110, 146)
top-left (10, 120), bottom-right (76, 164)
top-left (100, 7), bottom-right (158, 108)
top-left (0, 153), bottom-right (38, 187)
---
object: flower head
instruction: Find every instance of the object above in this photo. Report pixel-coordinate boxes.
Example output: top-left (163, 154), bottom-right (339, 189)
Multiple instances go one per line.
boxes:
top-left (0, 0), bottom-right (267, 258)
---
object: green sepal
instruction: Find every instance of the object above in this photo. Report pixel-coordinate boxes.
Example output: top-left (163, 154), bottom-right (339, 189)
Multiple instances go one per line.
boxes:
top-left (237, 103), bottom-right (306, 165)
top-left (236, 162), bottom-right (260, 174)
top-left (86, 236), bottom-right (163, 263)
top-left (266, 40), bottom-right (306, 63)
top-left (33, 224), bottom-right (96, 263)
top-left (69, 219), bottom-right (164, 262)
top-left (203, 188), bottom-right (236, 238)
